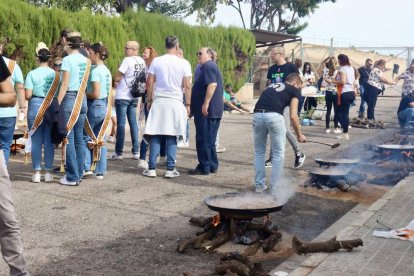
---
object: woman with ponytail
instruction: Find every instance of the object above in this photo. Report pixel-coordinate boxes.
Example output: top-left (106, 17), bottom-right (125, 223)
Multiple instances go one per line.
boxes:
top-left (83, 43), bottom-right (112, 179)
top-left (24, 43), bottom-right (58, 183)
top-left (56, 32), bottom-right (91, 186)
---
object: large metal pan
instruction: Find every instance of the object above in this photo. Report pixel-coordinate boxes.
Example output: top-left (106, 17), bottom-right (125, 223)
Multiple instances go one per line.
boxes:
top-left (204, 192), bottom-right (283, 219)
top-left (308, 167), bottom-right (351, 177)
top-left (376, 144), bottom-right (414, 151)
top-left (314, 157), bottom-right (360, 167)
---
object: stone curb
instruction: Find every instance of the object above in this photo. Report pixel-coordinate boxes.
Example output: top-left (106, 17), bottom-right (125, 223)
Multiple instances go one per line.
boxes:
top-left (287, 173), bottom-right (414, 276)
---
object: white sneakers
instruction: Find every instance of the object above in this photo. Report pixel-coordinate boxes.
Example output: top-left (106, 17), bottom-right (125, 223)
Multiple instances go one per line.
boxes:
top-left (111, 154), bottom-right (123, 160)
top-left (143, 169), bottom-right (156, 177)
top-left (138, 159), bottom-right (149, 169)
top-left (325, 129), bottom-right (331, 134)
top-left (32, 172), bottom-right (41, 183)
top-left (165, 169), bottom-right (180, 178)
top-left (32, 172), bottom-right (54, 183)
top-left (333, 128), bottom-right (341, 134)
top-left (143, 168), bottom-right (180, 178)
top-left (59, 176), bottom-right (79, 186)
top-left (336, 133), bottom-right (350, 140)
top-left (132, 153), bottom-right (140, 160)
top-left (216, 145), bottom-right (226, 153)
top-left (177, 140), bottom-right (189, 148)
top-left (255, 184), bottom-right (268, 193)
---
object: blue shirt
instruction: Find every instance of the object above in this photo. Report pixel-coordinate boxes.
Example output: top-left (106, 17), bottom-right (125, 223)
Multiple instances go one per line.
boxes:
top-left (191, 61), bottom-right (224, 118)
top-left (88, 64), bottom-right (111, 99)
top-left (25, 67), bottom-right (57, 97)
top-left (61, 53), bottom-right (88, 92)
top-left (0, 57), bottom-right (24, 118)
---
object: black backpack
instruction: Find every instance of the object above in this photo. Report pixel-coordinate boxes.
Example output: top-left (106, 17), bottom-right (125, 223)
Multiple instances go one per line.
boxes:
top-left (129, 69), bottom-right (146, 98)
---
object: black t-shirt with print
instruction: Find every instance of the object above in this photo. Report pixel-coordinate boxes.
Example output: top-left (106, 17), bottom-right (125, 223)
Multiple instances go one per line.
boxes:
top-left (0, 57), bottom-right (11, 82)
top-left (254, 83), bottom-right (301, 115)
top-left (191, 60), bottom-right (224, 118)
top-left (267, 62), bottom-right (299, 84)
top-left (358, 66), bottom-right (371, 86)
top-left (397, 93), bottom-right (414, 113)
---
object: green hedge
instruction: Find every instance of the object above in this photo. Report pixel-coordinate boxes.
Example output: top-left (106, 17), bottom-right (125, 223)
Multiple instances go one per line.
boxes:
top-left (0, 0), bottom-right (255, 91)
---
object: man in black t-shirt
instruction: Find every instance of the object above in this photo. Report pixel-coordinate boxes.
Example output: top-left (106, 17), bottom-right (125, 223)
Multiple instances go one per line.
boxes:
top-left (0, 56), bottom-right (30, 275)
top-left (397, 92), bottom-right (414, 128)
top-left (357, 59), bottom-right (373, 118)
top-left (265, 46), bottom-right (305, 169)
top-left (253, 73), bottom-right (306, 197)
top-left (189, 47), bottom-right (224, 175)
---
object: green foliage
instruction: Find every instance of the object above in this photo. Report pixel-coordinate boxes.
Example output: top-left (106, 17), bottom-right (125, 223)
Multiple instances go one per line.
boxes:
top-left (0, 0), bottom-right (255, 91)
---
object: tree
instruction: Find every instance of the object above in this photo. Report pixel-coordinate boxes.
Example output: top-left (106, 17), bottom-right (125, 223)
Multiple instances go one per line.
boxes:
top-left (26, 0), bottom-right (191, 18)
top-left (191, 0), bottom-right (336, 34)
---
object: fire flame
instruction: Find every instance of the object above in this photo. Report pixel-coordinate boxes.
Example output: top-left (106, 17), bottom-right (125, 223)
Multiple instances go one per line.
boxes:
top-left (212, 214), bottom-right (220, 227)
top-left (401, 151), bottom-right (413, 158)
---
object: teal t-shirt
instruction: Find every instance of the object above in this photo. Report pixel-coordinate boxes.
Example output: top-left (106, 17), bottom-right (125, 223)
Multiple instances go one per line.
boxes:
top-left (0, 57), bottom-right (24, 118)
top-left (61, 53), bottom-right (88, 92)
top-left (88, 64), bottom-right (111, 99)
top-left (223, 90), bottom-right (231, 102)
top-left (25, 67), bottom-right (57, 97)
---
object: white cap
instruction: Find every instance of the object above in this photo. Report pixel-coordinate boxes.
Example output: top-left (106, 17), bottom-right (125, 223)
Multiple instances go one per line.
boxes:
top-left (35, 42), bottom-right (49, 55)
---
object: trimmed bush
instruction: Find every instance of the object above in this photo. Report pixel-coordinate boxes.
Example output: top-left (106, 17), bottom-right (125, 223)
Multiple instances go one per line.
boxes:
top-left (0, 0), bottom-right (255, 90)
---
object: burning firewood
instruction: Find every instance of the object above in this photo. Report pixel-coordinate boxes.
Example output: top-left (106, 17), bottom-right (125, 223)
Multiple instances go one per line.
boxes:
top-left (203, 231), bottom-right (230, 252)
top-left (177, 228), bottom-right (216, 253)
top-left (215, 252), bottom-right (269, 276)
top-left (292, 236), bottom-right (363, 255)
top-left (189, 216), bottom-right (213, 228)
top-left (351, 117), bottom-right (385, 129)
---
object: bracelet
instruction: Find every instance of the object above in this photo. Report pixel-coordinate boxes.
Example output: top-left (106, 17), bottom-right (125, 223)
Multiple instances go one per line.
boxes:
top-left (19, 106), bottom-right (26, 109)
top-left (185, 103), bottom-right (190, 107)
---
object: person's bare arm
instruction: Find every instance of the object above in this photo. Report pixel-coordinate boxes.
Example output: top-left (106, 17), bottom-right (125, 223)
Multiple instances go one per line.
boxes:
top-left (146, 73), bottom-right (155, 110)
top-left (225, 99), bottom-right (244, 113)
top-left (379, 75), bottom-right (395, 85)
top-left (183, 76), bottom-right (191, 116)
top-left (202, 82), bottom-right (217, 116)
top-left (25, 88), bottom-right (33, 100)
top-left (289, 97), bottom-right (306, 142)
top-left (88, 82), bottom-right (101, 100)
top-left (0, 79), bottom-right (17, 107)
top-left (408, 102), bottom-right (414, 108)
top-left (114, 71), bottom-right (124, 83)
top-left (57, 71), bottom-right (70, 104)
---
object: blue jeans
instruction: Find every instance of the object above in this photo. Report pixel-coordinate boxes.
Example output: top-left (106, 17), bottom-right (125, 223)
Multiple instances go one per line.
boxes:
top-left (363, 85), bottom-right (380, 120)
top-left (194, 114), bottom-right (221, 173)
top-left (115, 99), bottom-right (139, 155)
top-left (253, 112), bottom-right (286, 195)
top-left (139, 106), bottom-right (166, 160)
top-left (61, 92), bottom-right (87, 182)
top-left (358, 85), bottom-right (367, 116)
top-left (84, 99), bottom-right (107, 174)
top-left (27, 97), bottom-right (54, 171)
top-left (0, 117), bottom-right (16, 164)
top-left (148, 135), bottom-right (177, 170)
top-left (398, 108), bottom-right (414, 128)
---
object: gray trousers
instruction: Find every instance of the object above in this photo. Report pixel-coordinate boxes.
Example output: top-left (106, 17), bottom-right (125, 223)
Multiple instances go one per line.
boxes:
top-left (0, 150), bottom-right (29, 276)
top-left (269, 107), bottom-right (301, 159)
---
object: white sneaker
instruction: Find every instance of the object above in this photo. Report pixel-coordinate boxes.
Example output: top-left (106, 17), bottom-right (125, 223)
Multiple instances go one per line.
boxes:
top-left (348, 125), bottom-right (352, 129)
top-left (132, 153), bottom-right (140, 160)
top-left (83, 170), bottom-right (93, 178)
top-left (216, 145), bottom-right (226, 153)
top-left (138, 159), bottom-right (149, 169)
top-left (44, 172), bottom-right (53, 183)
top-left (165, 168), bottom-right (180, 178)
top-left (325, 129), bottom-right (331, 134)
top-left (255, 184), bottom-right (268, 193)
top-left (59, 176), bottom-right (79, 186)
top-left (111, 154), bottom-right (123, 160)
top-left (177, 140), bottom-right (189, 148)
top-left (32, 172), bottom-right (41, 183)
top-left (333, 128), bottom-right (341, 134)
top-left (336, 133), bottom-right (349, 140)
top-left (108, 136), bottom-right (115, 143)
top-left (94, 174), bottom-right (104, 180)
top-left (143, 169), bottom-right (156, 177)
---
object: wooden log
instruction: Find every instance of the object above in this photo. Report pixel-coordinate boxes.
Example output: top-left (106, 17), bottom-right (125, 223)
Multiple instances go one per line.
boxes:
top-left (204, 231), bottom-right (230, 252)
top-left (189, 216), bottom-right (212, 228)
top-left (262, 232), bottom-right (282, 253)
top-left (292, 236), bottom-right (363, 255)
top-left (224, 269), bottom-right (239, 276)
top-left (177, 228), bottom-right (216, 253)
top-left (215, 259), bottom-right (250, 276)
top-left (244, 241), bottom-right (262, 256)
top-left (221, 252), bottom-right (254, 269)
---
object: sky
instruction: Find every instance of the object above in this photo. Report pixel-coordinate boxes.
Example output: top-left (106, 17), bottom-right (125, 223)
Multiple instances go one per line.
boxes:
top-left (183, 0), bottom-right (412, 48)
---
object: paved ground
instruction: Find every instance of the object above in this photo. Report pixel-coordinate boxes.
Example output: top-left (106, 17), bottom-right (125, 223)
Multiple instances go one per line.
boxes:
top-left (2, 87), bottom-right (410, 275)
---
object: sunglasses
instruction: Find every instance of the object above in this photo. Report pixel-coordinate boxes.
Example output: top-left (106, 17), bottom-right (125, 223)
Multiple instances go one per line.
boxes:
top-left (196, 51), bottom-right (206, 57)
top-left (54, 63), bottom-right (62, 67)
